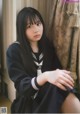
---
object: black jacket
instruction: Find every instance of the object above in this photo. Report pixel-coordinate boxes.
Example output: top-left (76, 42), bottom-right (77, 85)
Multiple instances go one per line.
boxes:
top-left (6, 39), bottom-right (62, 113)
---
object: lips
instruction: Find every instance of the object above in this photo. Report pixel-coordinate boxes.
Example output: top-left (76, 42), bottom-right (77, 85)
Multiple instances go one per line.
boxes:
top-left (34, 34), bottom-right (40, 38)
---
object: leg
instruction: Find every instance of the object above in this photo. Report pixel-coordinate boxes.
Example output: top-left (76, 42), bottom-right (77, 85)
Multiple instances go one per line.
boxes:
top-left (61, 93), bottom-right (80, 113)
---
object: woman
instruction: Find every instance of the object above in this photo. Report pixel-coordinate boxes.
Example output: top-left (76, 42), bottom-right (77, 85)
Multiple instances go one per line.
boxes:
top-left (6, 7), bottom-right (75, 113)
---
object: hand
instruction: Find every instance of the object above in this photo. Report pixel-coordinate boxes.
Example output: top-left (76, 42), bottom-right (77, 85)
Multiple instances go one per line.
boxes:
top-left (46, 69), bottom-right (74, 91)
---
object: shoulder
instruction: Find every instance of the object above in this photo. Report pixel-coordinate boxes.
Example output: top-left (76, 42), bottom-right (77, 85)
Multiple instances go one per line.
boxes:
top-left (45, 37), bottom-right (54, 48)
top-left (7, 41), bottom-right (20, 52)
top-left (44, 37), bottom-right (55, 53)
top-left (6, 41), bottom-right (21, 57)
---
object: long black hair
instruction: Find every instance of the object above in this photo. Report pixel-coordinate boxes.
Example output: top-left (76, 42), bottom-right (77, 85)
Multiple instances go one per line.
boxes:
top-left (16, 7), bottom-right (46, 73)
top-left (16, 7), bottom-right (46, 52)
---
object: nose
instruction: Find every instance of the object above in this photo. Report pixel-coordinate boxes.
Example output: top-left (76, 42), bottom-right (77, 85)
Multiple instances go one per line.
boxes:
top-left (33, 25), bottom-right (39, 33)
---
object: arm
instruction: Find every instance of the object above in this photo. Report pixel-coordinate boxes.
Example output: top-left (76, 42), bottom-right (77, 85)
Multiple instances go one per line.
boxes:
top-left (6, 43), bottom-right (37, 98)
top-left (6, 43), bottom-right (74, 98)
top-left (36, 69), bottom-right (74, 91)
top-left (36, 38), bottom-right (74, 91)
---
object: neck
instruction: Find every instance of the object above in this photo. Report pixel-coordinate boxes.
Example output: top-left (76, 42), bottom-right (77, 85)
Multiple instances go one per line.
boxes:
top-left (30, 42), bottom-right (39, 53)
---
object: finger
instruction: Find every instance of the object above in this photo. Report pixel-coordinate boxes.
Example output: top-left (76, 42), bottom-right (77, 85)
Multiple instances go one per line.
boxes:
top-left (62, 73), bottom-right (74, 84)
top-left (58, 77), bottom-right (74, 89)
top-left (62, 70), bottom-right (71, 74)
top-left (55, 82), bottom-right (67, 91)
top-left (61, 75), bottom-right (74, 87)
top-left (59, 79), bottom-right (74, 89)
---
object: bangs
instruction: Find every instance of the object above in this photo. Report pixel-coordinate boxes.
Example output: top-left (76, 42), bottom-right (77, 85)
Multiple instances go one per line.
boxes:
top-left (26, 14), bottom-right (41, 25)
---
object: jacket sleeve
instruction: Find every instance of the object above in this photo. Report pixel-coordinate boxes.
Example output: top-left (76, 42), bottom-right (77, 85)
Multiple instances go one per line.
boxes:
top-left (6, 43), bottom-right (37, 98)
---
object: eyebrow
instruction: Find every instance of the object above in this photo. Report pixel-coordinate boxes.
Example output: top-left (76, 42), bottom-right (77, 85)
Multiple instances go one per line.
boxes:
top-left (27, 20), bottom-right (41, 25)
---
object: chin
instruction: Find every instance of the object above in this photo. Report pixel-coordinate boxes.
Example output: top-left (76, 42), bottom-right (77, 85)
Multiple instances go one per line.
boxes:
top-left (34, 37), bottom-right (41, 41)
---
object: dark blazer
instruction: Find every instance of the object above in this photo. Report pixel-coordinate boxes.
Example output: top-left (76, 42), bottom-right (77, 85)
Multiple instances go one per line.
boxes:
top-left (6, 39), bottom-right (62, 113)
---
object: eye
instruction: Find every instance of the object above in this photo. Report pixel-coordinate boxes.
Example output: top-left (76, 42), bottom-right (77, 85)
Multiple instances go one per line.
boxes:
top-left (26, 24), bottom-right (31, 29)
top-left (36, 21), bottom-right (41, 26)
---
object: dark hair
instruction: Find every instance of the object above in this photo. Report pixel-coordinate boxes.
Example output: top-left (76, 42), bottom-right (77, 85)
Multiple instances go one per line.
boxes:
top-left (16, 7), bottom-right (46, 52)
top-left (16, 7), bottom-right (46, 73)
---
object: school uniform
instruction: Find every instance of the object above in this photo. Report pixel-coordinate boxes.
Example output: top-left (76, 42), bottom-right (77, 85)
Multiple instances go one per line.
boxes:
top-left (6, 39), bottom-right (69, 113)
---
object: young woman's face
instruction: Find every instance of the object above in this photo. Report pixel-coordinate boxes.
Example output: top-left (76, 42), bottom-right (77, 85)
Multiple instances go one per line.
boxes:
top-left (25, 17), bottom-right (43, 44)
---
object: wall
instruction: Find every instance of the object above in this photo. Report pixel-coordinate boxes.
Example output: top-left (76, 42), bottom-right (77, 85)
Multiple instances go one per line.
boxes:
top-left (2, 0), bottom-right (52, 102)
top-left (0, 0), bottom-right (2, 68)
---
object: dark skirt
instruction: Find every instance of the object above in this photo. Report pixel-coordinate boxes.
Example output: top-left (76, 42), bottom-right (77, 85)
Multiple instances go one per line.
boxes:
top-left (11, 82), bottom-right (79, 113)
top-left (31, 83), bottom-right (69, 113)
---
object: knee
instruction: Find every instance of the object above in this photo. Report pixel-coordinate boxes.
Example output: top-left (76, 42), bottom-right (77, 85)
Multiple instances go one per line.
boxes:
top-left (61, 93), bottom-right (80, 113)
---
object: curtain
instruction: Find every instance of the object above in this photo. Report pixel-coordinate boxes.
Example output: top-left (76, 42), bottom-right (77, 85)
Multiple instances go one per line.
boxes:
top-left (47, 0), bottom-right (80, 90)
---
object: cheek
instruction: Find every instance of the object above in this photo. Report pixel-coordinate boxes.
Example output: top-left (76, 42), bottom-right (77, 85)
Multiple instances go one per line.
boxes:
top-left (41, 26), bottom-right (43, 34)
top-left (25, 30), bottom-right (31, 38)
